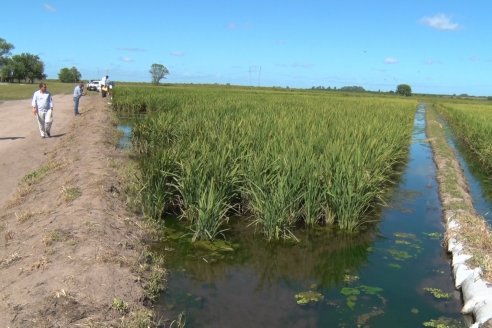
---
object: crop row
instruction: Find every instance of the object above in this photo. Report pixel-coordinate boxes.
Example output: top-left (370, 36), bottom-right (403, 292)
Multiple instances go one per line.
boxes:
top-left (113, 86), bottom-right (417, 241)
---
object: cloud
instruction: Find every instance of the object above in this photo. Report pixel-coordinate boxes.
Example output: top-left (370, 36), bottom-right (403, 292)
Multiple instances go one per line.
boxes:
top-left (384, 57), bottom-right (398, 64)
top-left (421, 14), bottom-right (462, 31)
top-left (43, 3), bottom-right (56, 12)
top-left (170, 51), bottom-right (185, 57)
top-left (120, 57), bottom-right (134, 63)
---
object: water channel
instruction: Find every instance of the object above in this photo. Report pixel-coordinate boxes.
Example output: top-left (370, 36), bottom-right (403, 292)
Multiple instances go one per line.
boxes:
top-left (441, 118), bottom-right (492, 223)
top-left (137, 104), bottom-right (477, 328)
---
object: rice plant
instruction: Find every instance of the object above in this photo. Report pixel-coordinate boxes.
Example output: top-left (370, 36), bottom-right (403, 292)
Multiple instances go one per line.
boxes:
top-left (113, 85), bottom-right (417, 241)
top-left (435, 102), bottom-right (492, 174)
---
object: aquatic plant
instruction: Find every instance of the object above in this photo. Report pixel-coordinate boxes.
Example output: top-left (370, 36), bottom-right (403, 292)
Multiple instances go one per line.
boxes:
top-left (294, 290), bottom-right (324, 305)
top-left (340, 285), bottom-right (384, 310)
top-left (423, 287), bottom-right (451, 299)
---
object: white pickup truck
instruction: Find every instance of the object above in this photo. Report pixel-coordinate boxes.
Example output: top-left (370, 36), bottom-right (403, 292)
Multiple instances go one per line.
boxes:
top-left (86, 80), bottom-right (101, 91)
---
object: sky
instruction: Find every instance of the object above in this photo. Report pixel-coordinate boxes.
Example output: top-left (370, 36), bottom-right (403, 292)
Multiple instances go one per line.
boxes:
top-left (2, 1), bottom-right (492, 96)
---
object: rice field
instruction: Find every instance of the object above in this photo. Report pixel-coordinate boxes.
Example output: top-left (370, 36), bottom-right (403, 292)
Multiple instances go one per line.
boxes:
top-left (434, 102), bottom-right (492, 174)
top-left (113, 85), bottom-right (418, 241)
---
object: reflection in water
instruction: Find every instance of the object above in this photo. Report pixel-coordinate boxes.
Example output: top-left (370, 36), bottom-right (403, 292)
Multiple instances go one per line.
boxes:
top-left (154, 105), bottom-right (466, 327)
top-left (116, 124), bottom-right (132, 149)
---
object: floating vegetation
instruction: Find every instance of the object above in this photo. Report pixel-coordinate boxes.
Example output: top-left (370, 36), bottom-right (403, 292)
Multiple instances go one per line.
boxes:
top-left (359, 285), bottom-right (384, 295)
top-left (388, 263), bottom-right (402, 269)
top-left (388, 249), bottom-right (412, 261)
top-left (340, 285), bottom-right (384, 310)
top-left (356, 308), bottom-right (385, 326)
top-left (193, 239), bottom-right (235, 253)
top-left (411, 308), bottom-right (419, 314)
top-left (423, 288), bottom-right (451, 299)
top-left (423, 232), bottom-right (442, 240)
top-left (394, 232), bottom-right (417, 240)
top-left (423, 317), bottom-right (463, 327)
top-left (343, 273), bottom-right (359, 284)
top-left (294, 290), bottom-right (324, 305)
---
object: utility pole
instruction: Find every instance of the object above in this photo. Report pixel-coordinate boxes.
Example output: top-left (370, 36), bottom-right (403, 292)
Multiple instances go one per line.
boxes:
top-left (258, 66), bottom-right (261, 87)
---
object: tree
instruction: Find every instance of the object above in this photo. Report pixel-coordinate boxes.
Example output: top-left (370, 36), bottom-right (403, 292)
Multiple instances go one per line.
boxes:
top-left (58, 66), bottom-right (82, 83)
top-left (0, 37), bottom-right (14, 82)
top-left (396, 84), bottom-right (412, 96)
top-left (149, 63), bottom-right (169, 85)
top-left (0, 37), bottom-right (14, 63)
top-left (4, 53), bottom-right (45, 83)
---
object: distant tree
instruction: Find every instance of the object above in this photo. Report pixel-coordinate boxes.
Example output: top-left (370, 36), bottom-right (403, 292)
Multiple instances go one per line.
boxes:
top-left (149, 63), bottom-right (169, 85)
top-left (5, 53), bottom-right (45, 83)
top-left (0, 59), bottom-right (13, 82)
top-left (0, 37), bottom-right (14, 65)
top-left (0, 37), bottom-right (14, 82)
top-left (340, 86), bottom-right (366, 92)
top-left (396, 84), bottom-right (412, 96)
top-left (58, 66), bottom-right (81, 82)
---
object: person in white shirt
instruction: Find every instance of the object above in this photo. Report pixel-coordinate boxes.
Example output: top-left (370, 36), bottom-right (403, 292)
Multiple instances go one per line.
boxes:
top-left (31, 83), bottom-right (54, 138)
top-left (101, 75), bottom-right (108, 86)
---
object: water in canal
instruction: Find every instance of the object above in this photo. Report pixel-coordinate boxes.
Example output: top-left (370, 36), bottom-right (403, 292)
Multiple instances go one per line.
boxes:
top-left (150, 105), bottom-right (468, 327)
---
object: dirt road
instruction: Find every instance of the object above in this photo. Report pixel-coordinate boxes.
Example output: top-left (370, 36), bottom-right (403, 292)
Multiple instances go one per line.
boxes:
top-left (0, 93), bottom-right (158, 327)
top-left (0, 94), bottom-right (75, 205)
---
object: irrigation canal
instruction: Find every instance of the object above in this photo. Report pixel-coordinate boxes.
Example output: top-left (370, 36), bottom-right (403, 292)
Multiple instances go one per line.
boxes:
top-left (442, 117), bottom-right (492, 224)
top-left (118, 103), bottom-right (492, 327)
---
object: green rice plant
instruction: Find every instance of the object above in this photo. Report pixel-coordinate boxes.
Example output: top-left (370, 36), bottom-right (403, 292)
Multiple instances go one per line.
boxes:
top-left (115, 85), bottom-right (417, 240)
top-left (435, 102), bottom-right (492, 174)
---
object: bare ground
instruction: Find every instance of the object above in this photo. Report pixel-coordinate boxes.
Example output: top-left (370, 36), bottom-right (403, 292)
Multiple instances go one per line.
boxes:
top-left (0, 93), bottom-right (162, 327)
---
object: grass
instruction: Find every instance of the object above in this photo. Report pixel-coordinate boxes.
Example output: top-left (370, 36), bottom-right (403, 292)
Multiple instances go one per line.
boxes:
top-left (0, 80), bottom-right (75, 101)
top-left (6, 160), bottom-right (64, 208)
top-left (426, 105), bottom-right (492, 281)
top-left (60, 185), bottom-right (82, 202)
top-left (15, 210), bottom-right (35, 222)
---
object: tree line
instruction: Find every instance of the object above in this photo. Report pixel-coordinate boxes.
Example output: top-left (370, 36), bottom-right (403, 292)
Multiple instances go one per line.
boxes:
top-left (1, 37), bottom-right (170, 85)
top-left (0, 38), bottom-right (45, 83)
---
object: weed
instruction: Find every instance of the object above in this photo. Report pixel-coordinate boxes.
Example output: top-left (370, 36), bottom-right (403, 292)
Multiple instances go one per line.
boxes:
top-left (15, 210), bottom-right (34, 223)
top-left (60, 185), bottom-right (82, 202)
top-left (112, 297), bottom-right (129, 313)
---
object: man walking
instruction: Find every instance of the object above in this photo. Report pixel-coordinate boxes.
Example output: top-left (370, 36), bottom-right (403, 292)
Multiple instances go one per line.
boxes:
top-left (31, 83), bottom-right (53, 138)
top-left (73, 81), bottom-right (85, 115)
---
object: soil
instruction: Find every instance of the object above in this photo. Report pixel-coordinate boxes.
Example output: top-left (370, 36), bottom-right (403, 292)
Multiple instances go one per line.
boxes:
top-left (0, 93), bottom-right (158, 327)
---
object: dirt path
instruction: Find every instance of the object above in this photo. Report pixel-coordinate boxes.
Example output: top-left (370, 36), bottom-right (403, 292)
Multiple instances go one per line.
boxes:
top-left (0, 95), bottom-right (75, 204)
top-left (0, 93), bottom-right (160, 327)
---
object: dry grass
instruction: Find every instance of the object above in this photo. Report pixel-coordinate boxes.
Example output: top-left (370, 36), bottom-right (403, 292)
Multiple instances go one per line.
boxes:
top-left (427, 106), bottom-right (492, 281)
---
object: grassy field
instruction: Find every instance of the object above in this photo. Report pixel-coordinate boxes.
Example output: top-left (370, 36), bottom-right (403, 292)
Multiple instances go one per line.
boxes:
top-left (113, 85), bottom-right (418, 241)
top-left (0, 81), bottom-right (75, 101)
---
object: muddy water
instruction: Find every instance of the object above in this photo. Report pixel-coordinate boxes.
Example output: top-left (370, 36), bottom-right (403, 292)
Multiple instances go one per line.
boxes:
top-left (152, 105), bottom-right (466, 327)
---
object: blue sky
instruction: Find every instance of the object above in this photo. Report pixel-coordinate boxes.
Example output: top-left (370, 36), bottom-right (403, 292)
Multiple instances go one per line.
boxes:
top-left (2, 1), bottom-right (491, 96)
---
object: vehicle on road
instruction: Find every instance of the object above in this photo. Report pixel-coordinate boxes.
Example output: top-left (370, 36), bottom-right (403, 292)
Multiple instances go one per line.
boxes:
top-left (87, 80), bottom-right (100, 91)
